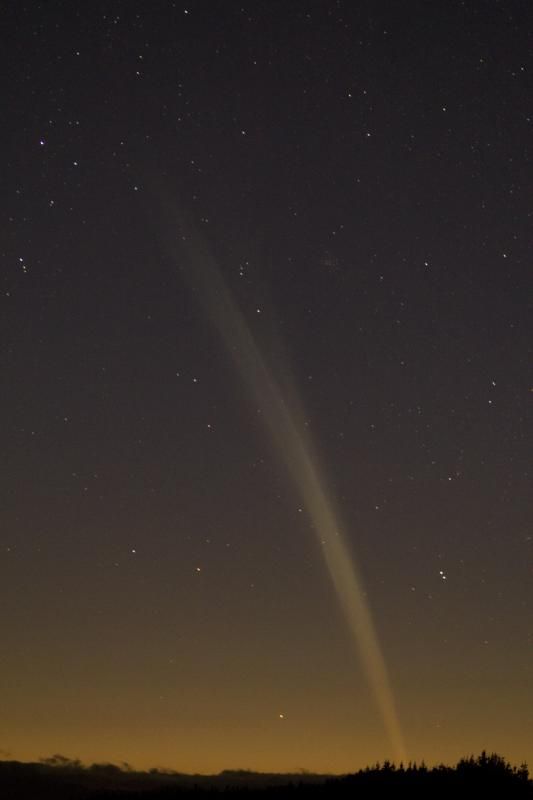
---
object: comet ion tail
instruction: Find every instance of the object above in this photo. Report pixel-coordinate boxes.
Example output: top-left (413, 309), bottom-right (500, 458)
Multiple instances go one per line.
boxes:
top-left (156, 199), bottom-right (407, 765)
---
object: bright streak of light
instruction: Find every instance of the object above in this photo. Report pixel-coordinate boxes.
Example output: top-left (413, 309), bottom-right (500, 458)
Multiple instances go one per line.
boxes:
top-left (156, 201), bottom-right (407, 764)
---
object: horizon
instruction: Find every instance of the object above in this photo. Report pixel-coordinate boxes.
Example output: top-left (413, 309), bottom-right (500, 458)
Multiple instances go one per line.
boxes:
top-left (2, 749), bottom-right (530, 777)
top-left (3, 739), bottom-right (532, 778)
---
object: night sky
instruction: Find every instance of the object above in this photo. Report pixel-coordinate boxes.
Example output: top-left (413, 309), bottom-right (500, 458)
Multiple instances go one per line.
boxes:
top-left (2, 0), bottom-right (532, 775)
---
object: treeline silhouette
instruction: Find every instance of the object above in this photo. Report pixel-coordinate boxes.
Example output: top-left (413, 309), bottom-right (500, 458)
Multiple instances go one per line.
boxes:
top-left (0, 751), bottom-right (531, 799)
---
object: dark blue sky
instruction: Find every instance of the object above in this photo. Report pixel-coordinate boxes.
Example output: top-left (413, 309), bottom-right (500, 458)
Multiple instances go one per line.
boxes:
top-left (1, 0), bottom-right (531, 773)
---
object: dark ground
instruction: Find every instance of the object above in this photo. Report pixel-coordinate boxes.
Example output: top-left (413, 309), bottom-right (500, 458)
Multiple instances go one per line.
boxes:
top-left (0, 752), bottom-right (531, 799)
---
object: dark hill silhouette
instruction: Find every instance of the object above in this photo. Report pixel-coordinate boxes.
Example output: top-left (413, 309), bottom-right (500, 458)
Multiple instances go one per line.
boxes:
top-left (0, 751), bottom-right (530, 799)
